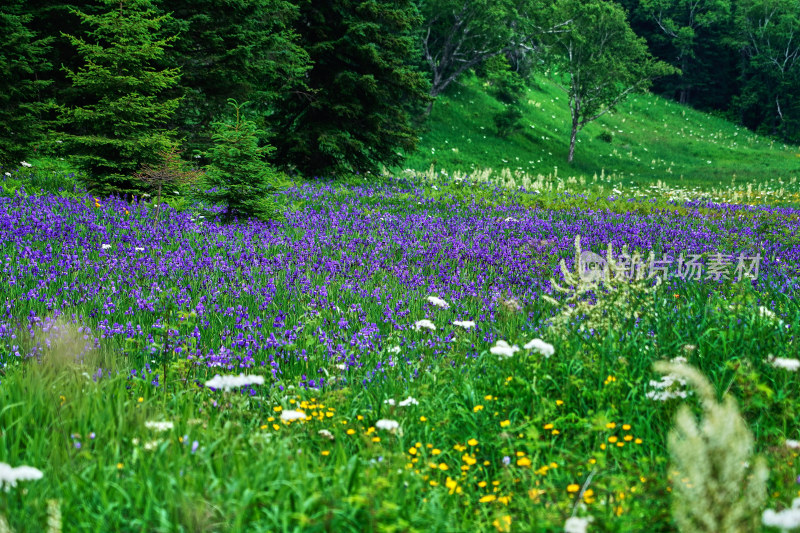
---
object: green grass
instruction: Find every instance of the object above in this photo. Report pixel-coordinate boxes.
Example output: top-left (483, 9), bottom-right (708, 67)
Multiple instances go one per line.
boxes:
top-left (402, 73), bottom-right (800, 188)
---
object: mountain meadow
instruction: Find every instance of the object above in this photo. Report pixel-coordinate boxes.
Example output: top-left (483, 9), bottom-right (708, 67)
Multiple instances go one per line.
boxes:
top-left (2, 1), bottom-right (800, 532)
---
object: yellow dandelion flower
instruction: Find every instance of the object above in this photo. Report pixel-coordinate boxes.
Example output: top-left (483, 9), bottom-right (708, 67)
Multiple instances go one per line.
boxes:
top-left (420, 416), bottom-right (428, 422)
top-left (273, 406), bottom-right (283, 412)
top-left (346, 429), bottom-right (356, 435)
top-left (478, 481), bottom-right (487, 488)
top-left (500, 420), bottom-right (510, 428)
top-left (606, 422), bottom-right (616, 429)
top-left (473, 405), bottom-right (484, 412)
top-left (467, 438), bottom-right (478, 446)
top-left (432, 448), bottom-right (441, 455)
top-left (409, 447), bottom-right (417, 455)
top-left (116, 463), bottom-right (124, 470)
top-left (517, 457), bottom-right (531, 467)
top-left (622, 424), bottom-right (631, 431)
top-left (321, 450), bottom-right (330, 456)
top-left (484, 394), bottom-right (493, 400)
top-left (635, 438), bottom-right (642, 444)
top-left (260, 424), bottom-right (268, 430)
top-left (479, 494), bottom-right (497, 503)
top-left (438, 463), bottom-right (449, 471)
top-left (371, 437), bottom-right (380, 443)
top-left (608, 436), bottom-right (618, 443)
top-left (567, 484), bottom-right (580, 493)
top-left (543, 423), bottom-right (554, 430)
top-left (272, 424), bottom-right (280, 430)
top-left (624, 435), bottom-right (633, 441)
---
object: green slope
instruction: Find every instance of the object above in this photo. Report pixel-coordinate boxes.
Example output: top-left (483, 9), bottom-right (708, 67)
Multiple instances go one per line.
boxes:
top-left (402, 73), bottom-right (800, 187)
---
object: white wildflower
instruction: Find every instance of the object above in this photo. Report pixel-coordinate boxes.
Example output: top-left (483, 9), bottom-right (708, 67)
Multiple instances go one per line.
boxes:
top-left (384, 399), bottom-right (396, 406)
top-left (763, 498), bottom-right (800, 532)
top-left (204, 373), bottom-right (265, 391)
top-left (453, 320), bottom-right (476, 329)
top-left (0, 462), bottom-right (43, 492)
top-left (336, 363), bottom-right (347, 371)
top-left (769, 356), bottom-right (800, 372)
top-left (564, 515), bottom-right (594, 533)
top-left (375, 419), bottom-right (400, 432)
top-left (413, 319), bottom-right (436, 331)
top-left (490, 339), bottom-right (520, 358)
top-left (318, 429), bottom-right (334, 441)
top-left (20, 161), bottom-right (32, 168)
top-left (280, 410), bottom-right (307, 421)
top-left (144, 420), bottom-right (174, 432)
top-left (504, 217), bottom-right (519, 222)
top-left (426, 296), bottom-right (450, 309)
top-left (3, 172), bottom-right (10, 177)
top-left (134, 247), bottom-right (145, 252)
top-left (388, 346), bottom-right (401, 354)
top-left (786, 440), bottom-right (800, 449)
top-left (143, 440), bottom-right (161, 451)
top-left (101, 244), bottom-right (112, 250)
top-left (398, 396), bottom-right (419, 407)
top-left (524, 338), bottom-right (554, 358)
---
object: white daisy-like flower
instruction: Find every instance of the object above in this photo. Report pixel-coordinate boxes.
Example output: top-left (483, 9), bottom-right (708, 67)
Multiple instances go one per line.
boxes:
top-left (383, 399), bottom-right (396, 406)
top-left (426, 296), bottom-right (450, 309)
top-left (204, 373), bottom-right (265, 391)
top-left (101, 244), bottom-right (112, 250)
top-left (453, 320), bottom-right (476, 329)
top-left (769, 356), bottom-right (800, 372)
top-left (490, 340), bottom-right (520, 358)
top-left (786, 440), bottom-right (800, 449)
top-left (3, 172), bottom-right (10, 177)
top-left (504, 217), bottom-right (519, 223)
top-left (318, 429), bottom-right (334, 441)
top-left (0, 463), bottom-right (43, 492)
top-left (375, 419), bottom-right (400, 432)
top-left (20, 161), bottom-right (32, 168)
top-left (387, 346), bottom-right (401, 354)
top-left (398, 396), bottom-right (419, 407)
top-left (280, 410), bottom-right (307, 422)
top-left (144, 420), bottom-right (174, 432)
top-left (134, 247), bottom-right (145, 252)
top-left (413, 319), bottom-right (436, 331)
top-left (524, 338), bottom-right (554, 358)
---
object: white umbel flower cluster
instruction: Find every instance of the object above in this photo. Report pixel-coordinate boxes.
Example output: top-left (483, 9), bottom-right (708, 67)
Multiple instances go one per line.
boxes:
top-left (0, 462), bottom-right (43, 492)
top-left (763, 497), bottom-right (800, 532)
top-left (452, 320), bottom-right (476, 329)
top-left (647, 358), bottom-right (691, 401)
top-left (564, 515), bottom-right (593, 533)
top-left (144, 420), bottom-right (174, 432)
top-left (375, 419), bottom-right (400, 433)
top-left (426, 296), bottom-right (450, 309)
top-left (280, 410), bottom-right (307, 421)
top-left (769, 356), bottom-right (800, 372)
top-left (413, 319), bottom-right (436, 331)
top-left (524, 338), bottom-right (555, 358)
top-left (204, 373), bottom-right (265, 391)
top-left (490, 340), bottom-right (519, 358)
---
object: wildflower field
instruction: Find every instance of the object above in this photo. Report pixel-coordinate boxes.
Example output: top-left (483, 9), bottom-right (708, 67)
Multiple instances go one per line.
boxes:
top-left (2, 168), bottom-right (800, 532)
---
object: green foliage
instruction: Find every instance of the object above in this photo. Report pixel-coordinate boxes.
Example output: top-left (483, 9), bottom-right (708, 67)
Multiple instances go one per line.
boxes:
top-left (159, 0), bottom-right (310, 156)
top-left (270, 0), bottom-right (429, 178)
top-left (545, 0), bottom-right (678, 162)
top-left (201, 100), bottom-right (282, 222)
top-left (56, 0), bottom-right (181, 198)
top-left (0, 1), bottom-right (53, 168)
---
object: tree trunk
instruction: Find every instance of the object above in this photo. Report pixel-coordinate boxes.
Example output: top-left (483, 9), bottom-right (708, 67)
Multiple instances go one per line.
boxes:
top-left (568, 123), bottom-right (578, 163)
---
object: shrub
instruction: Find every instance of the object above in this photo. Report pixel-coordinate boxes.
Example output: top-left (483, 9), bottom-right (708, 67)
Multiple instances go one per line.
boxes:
top-left (201, 100), bottom-right (282, 222)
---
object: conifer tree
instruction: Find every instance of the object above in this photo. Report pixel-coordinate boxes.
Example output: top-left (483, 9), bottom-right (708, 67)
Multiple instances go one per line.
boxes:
top-left (271, 0), bottom-right (429, 178)
top-left (57, 0), bottom-right (181, 197)
top-left (0, 1), bottom-right (53, 167)
top-left (202, 100), bottom-right (282, 223)
top-left (158, 0), bottom-right (310, 156)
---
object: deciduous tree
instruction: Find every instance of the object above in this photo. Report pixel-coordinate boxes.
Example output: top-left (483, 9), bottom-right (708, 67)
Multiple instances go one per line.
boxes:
top-left (545, 0), bottom-right (676, 163)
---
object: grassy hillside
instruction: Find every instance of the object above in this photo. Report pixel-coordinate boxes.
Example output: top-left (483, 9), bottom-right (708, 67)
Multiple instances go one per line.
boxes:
top-left (402, 73), bottom-right (800, 187)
